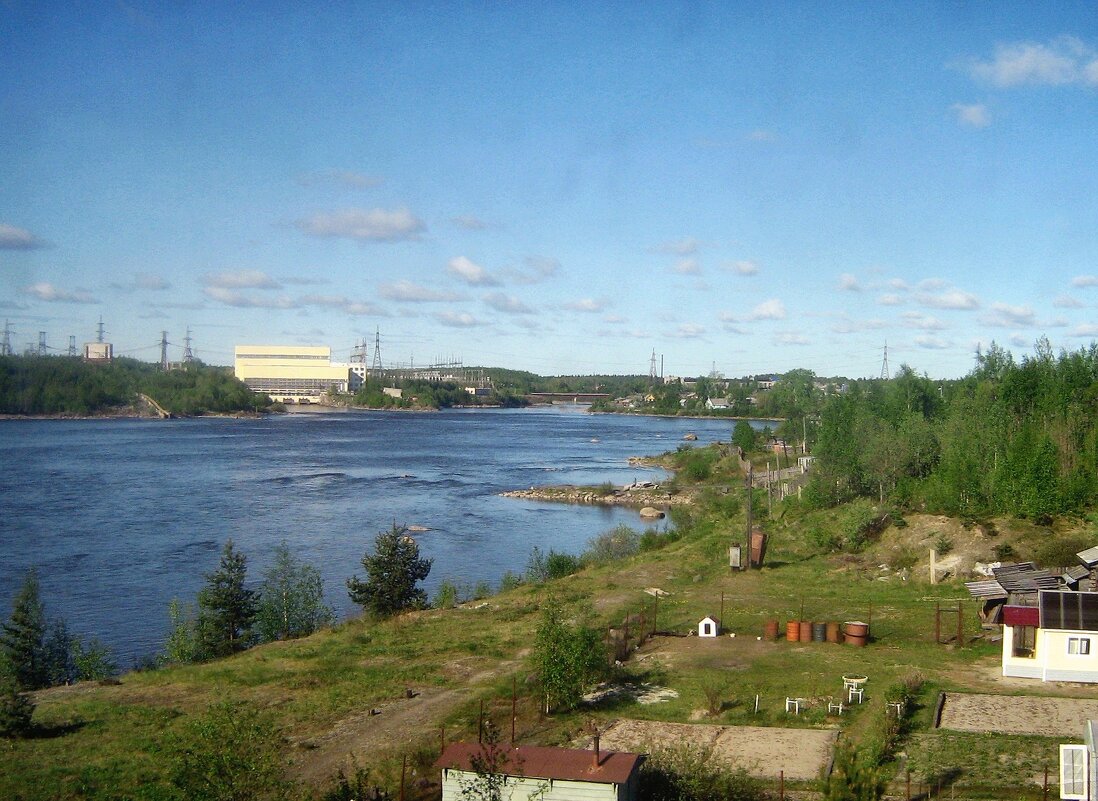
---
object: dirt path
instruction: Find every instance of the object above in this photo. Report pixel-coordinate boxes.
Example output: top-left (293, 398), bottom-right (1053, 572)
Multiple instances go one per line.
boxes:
top-left (289, 662), bottom-right (523, 785)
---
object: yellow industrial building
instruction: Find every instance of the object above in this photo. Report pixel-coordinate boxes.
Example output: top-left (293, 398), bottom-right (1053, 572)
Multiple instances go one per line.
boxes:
top-left (233, 345), bottom-right (350, 403)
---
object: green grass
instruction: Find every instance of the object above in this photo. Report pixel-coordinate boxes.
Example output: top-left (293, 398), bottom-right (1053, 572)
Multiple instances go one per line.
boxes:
top-left (2, 474), bottom-right (1093, 800)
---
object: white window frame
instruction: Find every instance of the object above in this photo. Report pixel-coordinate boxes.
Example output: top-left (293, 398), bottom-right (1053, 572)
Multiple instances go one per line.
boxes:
top-left (1067, 637), bottom-right (1092, 656)
top-left (1060, 743), bottom-right (1088, 799)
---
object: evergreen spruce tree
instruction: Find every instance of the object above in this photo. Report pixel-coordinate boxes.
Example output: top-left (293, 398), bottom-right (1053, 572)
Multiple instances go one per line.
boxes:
top-left (0, 652), bottom-right (35, 738)
top-left (347, 525), bottom-right (432, 618)
top-left (1, 569), bottom-right (48, 691)
top-left (196, 540), bottom-right (257, 659)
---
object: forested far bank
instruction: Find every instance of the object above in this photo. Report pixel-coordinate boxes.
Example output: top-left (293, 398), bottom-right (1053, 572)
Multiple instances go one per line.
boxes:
top-left (808, 340), bottom-right (1098, 520)
top-left (0, 356), bottom-right (273, 417)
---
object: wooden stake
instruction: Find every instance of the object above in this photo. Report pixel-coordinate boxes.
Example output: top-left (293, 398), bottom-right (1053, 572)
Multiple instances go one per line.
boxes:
top-left (478, 700), bottom-right (484, 744)
top-left (720, 592), bottom-right (725, 634)
top-left (399, 754), bottom-right (406, 801)
top-left (511, 677), bottom-right (517, 745)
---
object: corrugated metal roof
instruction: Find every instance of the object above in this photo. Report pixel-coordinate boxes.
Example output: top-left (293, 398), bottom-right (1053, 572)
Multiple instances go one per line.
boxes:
top-left (992, 562), bottom-right (1059, 593)
top-left (965, 579), bottom-right (1008, 600)
top-left (1077, 546), bottom-right (1098, 568)
top-left (1063, 566), bottom-right (1090, 584)
top-left (436, 743), bottom-right (644, 785)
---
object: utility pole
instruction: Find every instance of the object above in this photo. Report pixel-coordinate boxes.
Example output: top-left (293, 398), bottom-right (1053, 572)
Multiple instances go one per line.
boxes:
top-left (745, 463), bottom-right (754, 569)
top-left (1, 320), bottom-right (12, 356)
top-left (68, 335), bottom-right (76, 357)
top-left (160, 331), bottom-right (169, 371)
top-left (38, 331), bottom-right (47, 356)
top-left (649, 349), bottom-right (657, 382)
top-left (97, 316), bottom-right (105, 343)
top-left (183, 327), bottom-right (194, 363)
top-left (880, 341), bottom-right (890, 380)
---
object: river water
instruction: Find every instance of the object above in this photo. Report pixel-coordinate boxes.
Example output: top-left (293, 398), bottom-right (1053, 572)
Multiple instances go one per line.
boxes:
top-left (0, 407), bottom-right (766, 663)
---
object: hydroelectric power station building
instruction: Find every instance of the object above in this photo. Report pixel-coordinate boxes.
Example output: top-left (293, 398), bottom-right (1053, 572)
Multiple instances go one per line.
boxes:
top-left (233, 345), bottom-right (351, 403)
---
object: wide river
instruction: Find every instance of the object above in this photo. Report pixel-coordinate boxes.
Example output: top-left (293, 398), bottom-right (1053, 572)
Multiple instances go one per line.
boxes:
top-left (0, 406), bottom-right (768, 664)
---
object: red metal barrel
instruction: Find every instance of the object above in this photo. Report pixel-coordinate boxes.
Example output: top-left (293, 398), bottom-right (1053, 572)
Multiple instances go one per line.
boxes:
top-left (764, 619), bottom-right (779, 640)
top-left (826, 621), bottom-right (841, 643)
top-left (786, 620), bottom-right (800, 642)
top-left (799, 620), bottom-right (812, 642)
top-left (843, 620), bottom-right (869, 646)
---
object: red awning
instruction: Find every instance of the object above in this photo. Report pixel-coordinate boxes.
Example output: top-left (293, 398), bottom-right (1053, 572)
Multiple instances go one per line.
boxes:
top-left (1003, 605), bottom-right (1040, 627)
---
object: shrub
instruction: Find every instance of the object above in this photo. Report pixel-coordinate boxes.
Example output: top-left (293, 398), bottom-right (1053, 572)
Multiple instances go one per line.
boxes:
top-left (545, 551), bottom-right (581, 579)
top-left (433, 580), bottom-right (459, 609)
top-left (992, 542), bottom-right (1016, 561)
top-left (498, 571), bottom-right (523, 593)
top-left (1034, 534), bottom-right (1093, 568)
top-left (639, 528), bottom-right (682, 552)
top-left (840, 500), bottom-right (886, 553)
top-left (639, 744), bottom-right (765, 801)
top-left (932, 532), bottom-right (953, 556)
top-left (583, 524), bottom-right (641, 564)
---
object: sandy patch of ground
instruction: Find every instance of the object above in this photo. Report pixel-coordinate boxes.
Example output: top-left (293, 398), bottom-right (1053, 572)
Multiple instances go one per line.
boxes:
top-left (590, 719), bottom-right (836, 781)
top-left (938, 692), bottom-right (1098, 736)
top-left (583, 683), bottom-right (679, 705)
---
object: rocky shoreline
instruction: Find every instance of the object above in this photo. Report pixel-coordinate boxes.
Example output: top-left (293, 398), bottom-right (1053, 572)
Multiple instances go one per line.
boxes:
top-left (499, 484), bottom-right (690, 509)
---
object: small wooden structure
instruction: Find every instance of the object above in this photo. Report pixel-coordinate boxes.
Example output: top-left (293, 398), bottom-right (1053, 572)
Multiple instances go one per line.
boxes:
top-left (697, 616), bottom-right (719, 638)
top-left (437, 741), bottom-right (644, 801)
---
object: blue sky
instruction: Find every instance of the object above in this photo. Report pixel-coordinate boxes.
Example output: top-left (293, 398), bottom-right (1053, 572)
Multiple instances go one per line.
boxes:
top-left (2, 3), bottom-right (1097, 378)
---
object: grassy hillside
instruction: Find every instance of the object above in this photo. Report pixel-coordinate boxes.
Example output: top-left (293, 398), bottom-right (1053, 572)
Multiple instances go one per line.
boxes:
top-left (3, 444), bottom-right (1096, 799)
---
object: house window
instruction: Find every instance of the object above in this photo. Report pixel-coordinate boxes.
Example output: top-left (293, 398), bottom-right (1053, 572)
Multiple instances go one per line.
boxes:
top-left (1067, 637), bottom-right (1091, 655)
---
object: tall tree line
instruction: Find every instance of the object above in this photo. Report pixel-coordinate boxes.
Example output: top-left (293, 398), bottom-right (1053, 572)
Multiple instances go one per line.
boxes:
top-left (807, 341), bottom-right (1098, 520)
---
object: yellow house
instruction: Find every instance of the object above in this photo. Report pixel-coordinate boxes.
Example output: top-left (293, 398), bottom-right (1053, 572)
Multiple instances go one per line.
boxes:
top-left (1002, 591), bottom-right (1098, 683)
top-left (233, 345), bottom-right (349, 403)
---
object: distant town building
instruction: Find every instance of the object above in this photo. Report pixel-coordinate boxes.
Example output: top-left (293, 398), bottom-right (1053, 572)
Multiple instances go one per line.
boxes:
top-left (83, 342), bottom-right (113, 362)
top-left (705, 397), bottom-right (730, 410)
top-left (234, 345), bottom-right (349, 403)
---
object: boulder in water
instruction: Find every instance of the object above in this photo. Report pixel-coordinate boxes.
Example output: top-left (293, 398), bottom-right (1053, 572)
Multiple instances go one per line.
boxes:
top-left (639, 507), bottom-right (666, 519)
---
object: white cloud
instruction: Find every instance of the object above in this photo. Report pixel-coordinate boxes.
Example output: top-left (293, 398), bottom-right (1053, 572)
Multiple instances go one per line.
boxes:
top-left (111, 273), bottom-right (172, 291)
top-left (673, 258), bottom-right (701, 275)
top-left (833, 316), bottom-right (887, 334)
top-left (202, 286), bottom-right (296, 308)
top-left (902, 311), bottom-right (946, 330)
top-left (22, 282), bottom-right (96, 303)
top-left (918, 278), bottom-right (948, 291)
top-left (748, 299), bottom-right (786, 320)
top-left (0, 223), bottom-right (46, 250)
top-left (877, 293), bottom-right (904, 306)
top-left (506, 255), bottom-right (560, 285)
top-left (452, 215), bottom-right (492, 230)
top-left (299, 294), bottom-right (386, 316)
top-left (652, 237), bottom-right (699, 256)
top-left (917, 288), bottom-right (980, 310)
top-left (838, 273), bottom-right (861, 291)
top-left (296, 170), bottom-right (384, 189)
top-left (774, 332), bottom-right (810, 346)
top-left (446, 256), bottom-right (500, 286)
top-left (1010, 334), bottom-right (1029, 348)
top-left (1072, 275), bottom-right (1098, 288)
top-left (1070, 323), bottom-right (1098, 337)
top-left (564, 297), bottom-right (609, 313)
top-left (670, 323), bottom-right (706, 338)
top-left (379, 280), bottom-right (459, 302)
top-left (967, 36), bottom-right (1098, 87)
top-left (982, 302), bottom-right (1036, 328)
top-left (483, 292), bottom-right (533, 314)
top-left (434, 311), bottom-right (481, 328)
top-left (724, 260), bottom-right (759, 276)
top-left (915, 335), bottom-right (951, 349)
top-left (951, 102), bottom-right (991, 128)
top-left (203, 269), bottom-right (280, 290)
top-left (603, 314), bottom-right (627, 324)
top-left (1054, 294), bottom-right (1084, 308)
top-left (889, 278), bottom-right (911, 291)
top-left (295, 207), bottom-right (425, 243)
